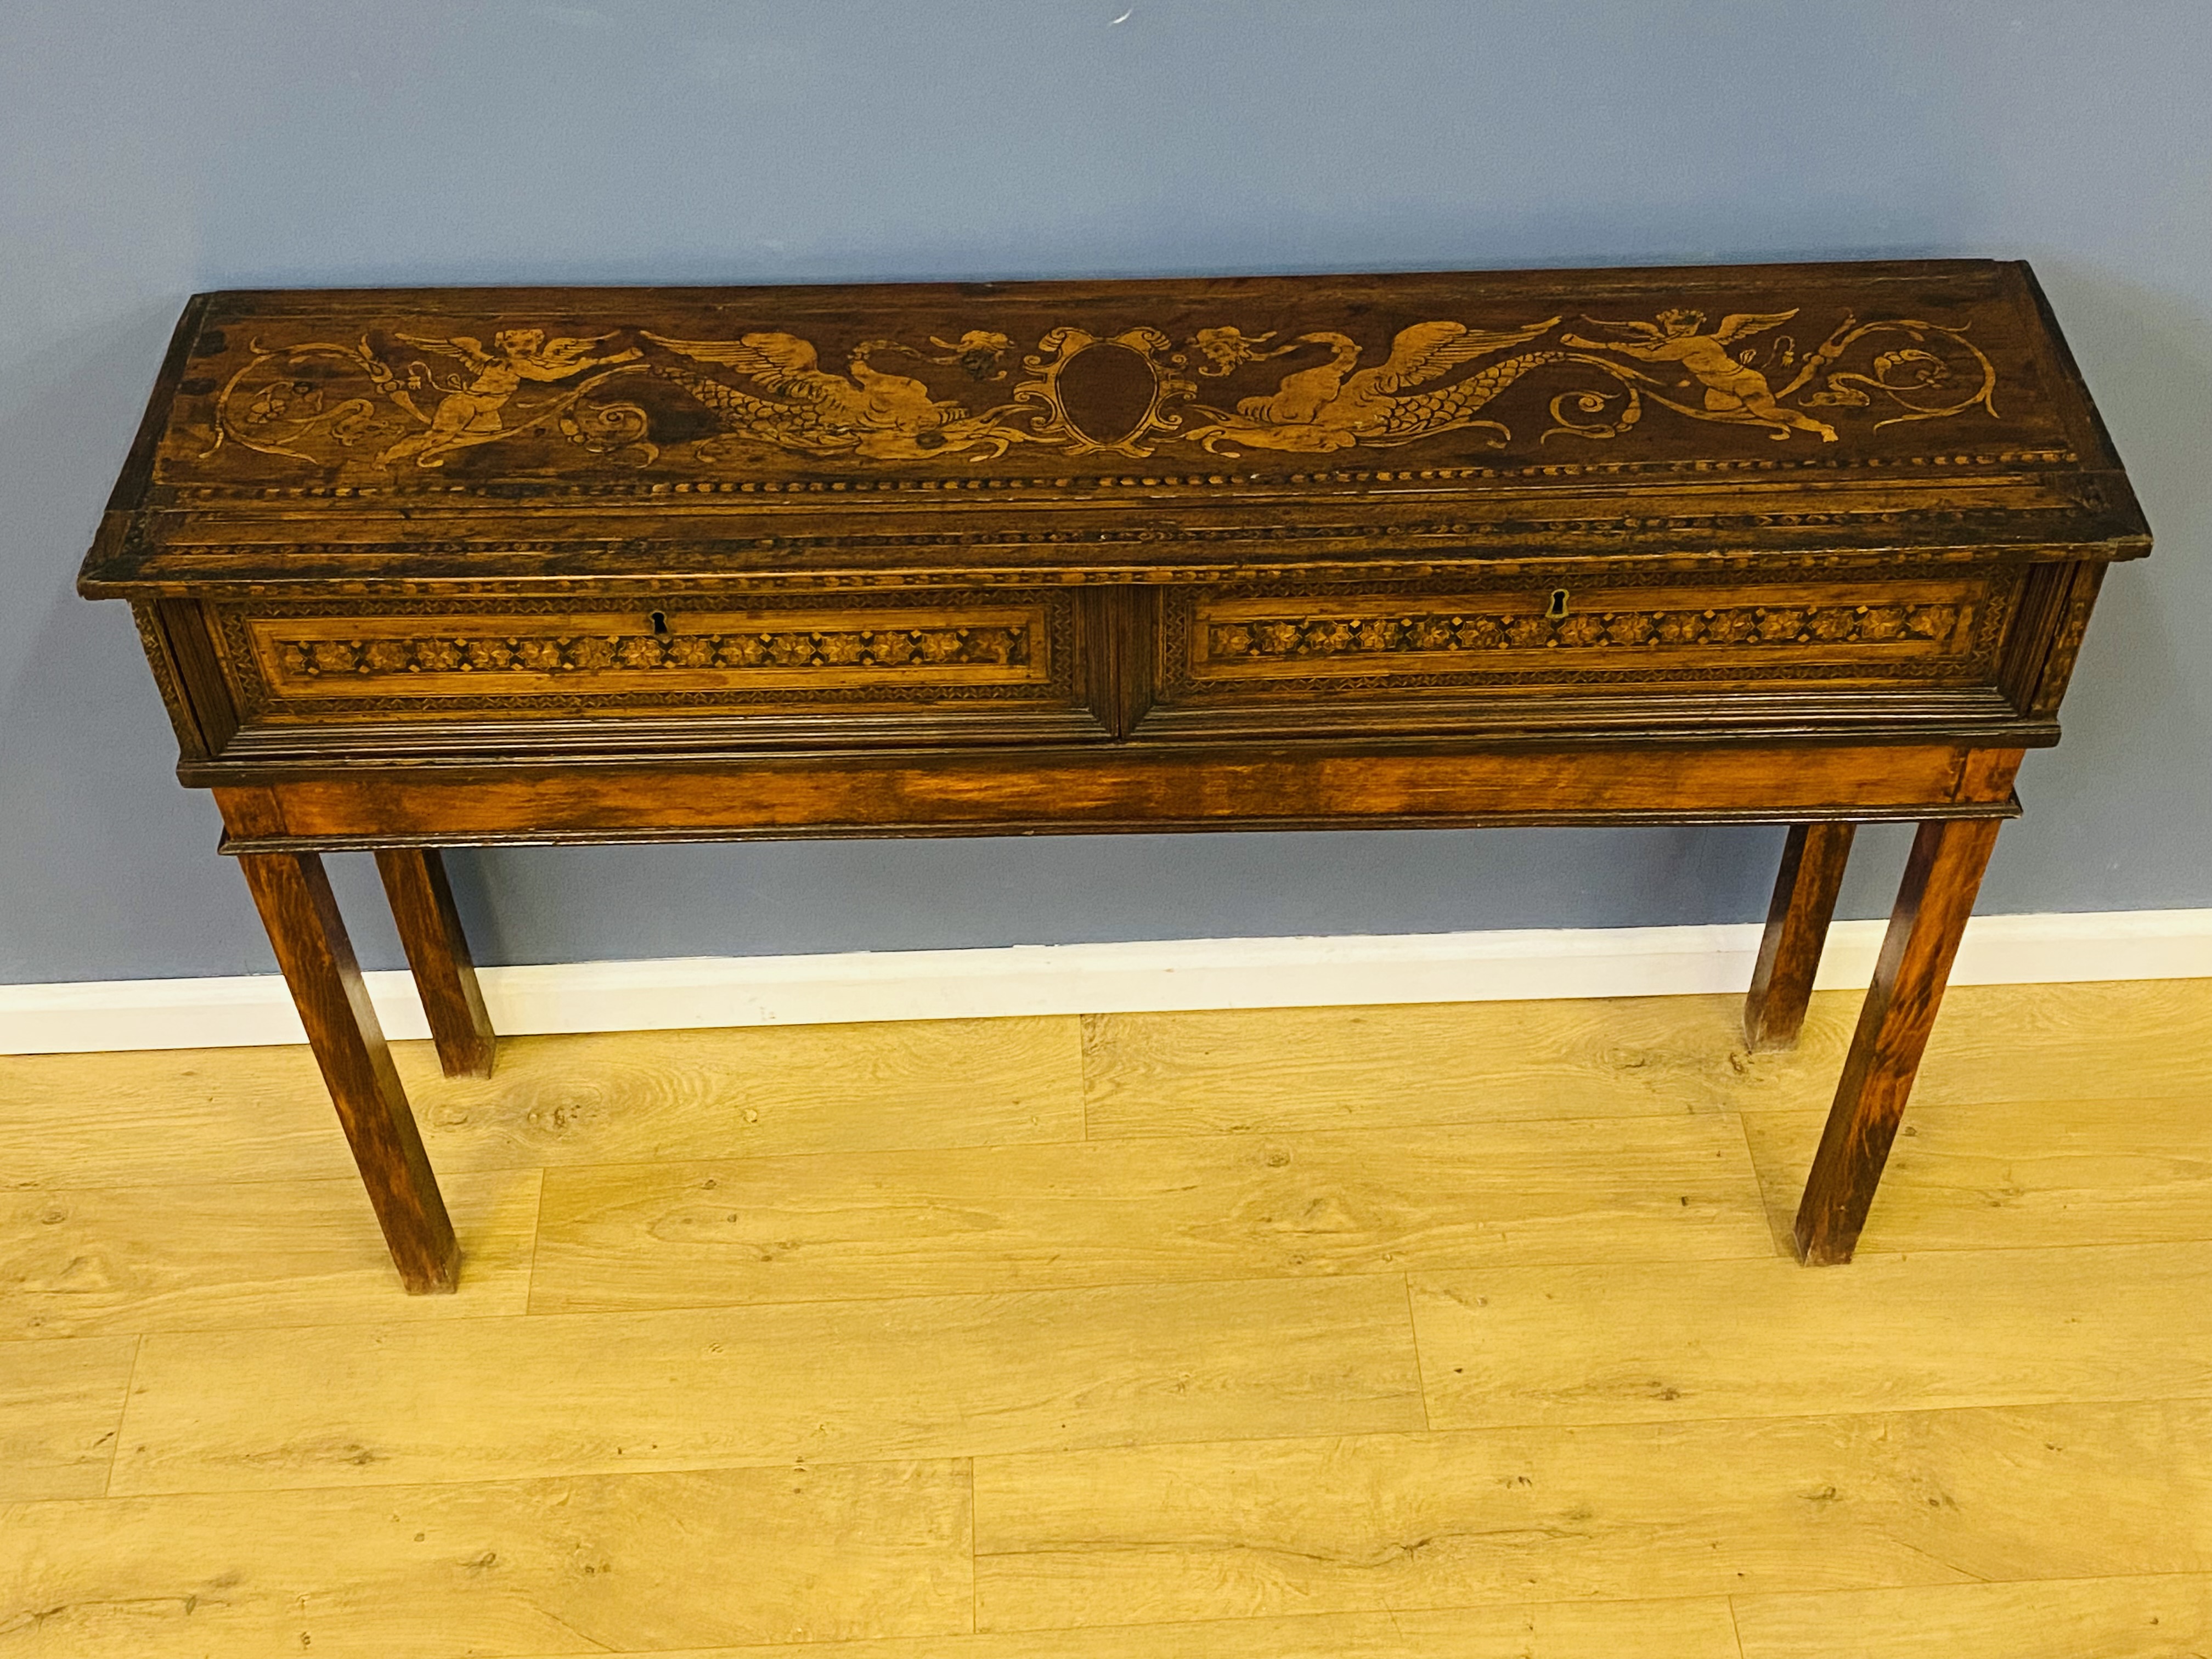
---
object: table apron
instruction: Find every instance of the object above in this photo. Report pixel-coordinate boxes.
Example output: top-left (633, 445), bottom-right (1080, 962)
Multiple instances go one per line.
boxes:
top-left (210, 741), bottom-right (2025, 850)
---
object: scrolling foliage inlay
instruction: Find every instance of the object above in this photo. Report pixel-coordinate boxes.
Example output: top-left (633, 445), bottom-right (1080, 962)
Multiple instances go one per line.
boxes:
top-left (195, 304), bottom-right (2002, 477)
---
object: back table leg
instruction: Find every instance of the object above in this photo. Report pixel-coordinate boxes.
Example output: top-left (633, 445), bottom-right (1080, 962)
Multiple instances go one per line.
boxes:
top-left (1744, 822), bottom-right (1857, 1052)
top-left (238, 851), bottom-right (460, 1293)
top-left (1793, 817), bottom-right (2000, 1265)
top-left (375, 848), bottom-right (497, 1079)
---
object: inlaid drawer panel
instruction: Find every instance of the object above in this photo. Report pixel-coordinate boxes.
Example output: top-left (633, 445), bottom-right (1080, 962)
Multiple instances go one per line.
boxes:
top-left (1161, 572), bottom-right (2013, 712)
top-left (211, 590), bottom-right (1083, 743)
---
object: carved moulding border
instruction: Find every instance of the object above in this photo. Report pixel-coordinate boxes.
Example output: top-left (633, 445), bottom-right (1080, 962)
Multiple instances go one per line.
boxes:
top-left (156, 447), bottom-right (2085, 503)
top-left (121, 498), bottom-right (2109, 580)
top-left (217, 590), bottom-right (1081, 719)
top-left (1155, 573), bottom-right (2017, 699)
top-left (133, 548), bottom-right (2067, 608)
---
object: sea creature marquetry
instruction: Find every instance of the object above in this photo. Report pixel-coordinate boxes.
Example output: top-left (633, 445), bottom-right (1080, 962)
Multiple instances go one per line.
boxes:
top-left (197, 305), bottom-right (2002, 475)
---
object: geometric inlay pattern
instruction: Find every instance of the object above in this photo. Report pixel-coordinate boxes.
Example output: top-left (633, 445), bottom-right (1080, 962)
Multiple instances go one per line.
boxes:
top-left (276, 624), bottom-right (1032, 678)
top-left (1206, 602), bottom-right (1960, 660)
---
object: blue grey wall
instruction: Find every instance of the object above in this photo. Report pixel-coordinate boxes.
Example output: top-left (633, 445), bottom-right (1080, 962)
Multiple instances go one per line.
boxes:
top-left (3, 0), bottom-right (2207, 983)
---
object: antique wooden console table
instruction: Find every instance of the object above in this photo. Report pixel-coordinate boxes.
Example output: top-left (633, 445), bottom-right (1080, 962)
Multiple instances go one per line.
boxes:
top-left (81, 260), bottom-right (2148, 1291)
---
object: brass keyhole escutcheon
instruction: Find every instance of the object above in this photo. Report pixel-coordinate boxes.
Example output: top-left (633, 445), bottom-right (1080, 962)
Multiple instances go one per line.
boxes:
top-left (648, 610), bottom-right (672, 639)
top-left (1547, 589), bottom-right (1570, 620)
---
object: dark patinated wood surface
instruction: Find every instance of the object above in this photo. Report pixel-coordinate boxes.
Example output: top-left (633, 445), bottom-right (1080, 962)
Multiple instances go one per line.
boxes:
top-left (374, 848), bottom-right (496, 1079)
top-left (236, 850), bottom-right (459, 1292)
top-left (1745, 822), bottom-right (1858, 1052)
top-left (1795, 816), bottom-right (2005, 1263)
top-left (81, 261), bottom-right (2148, 1286)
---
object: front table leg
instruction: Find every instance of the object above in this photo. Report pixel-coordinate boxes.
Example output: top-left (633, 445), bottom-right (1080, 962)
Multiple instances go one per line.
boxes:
top-left (1793, 817), bottom-right (1999, 1265)
top-left (375, 848), bottom-right (497, 1079)
top-left (238, 851), bottom-right (460, 1293)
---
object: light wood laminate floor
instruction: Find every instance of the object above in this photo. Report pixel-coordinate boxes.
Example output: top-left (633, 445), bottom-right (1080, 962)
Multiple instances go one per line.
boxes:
top-left (2, 981), bottom-right (2209, 1657)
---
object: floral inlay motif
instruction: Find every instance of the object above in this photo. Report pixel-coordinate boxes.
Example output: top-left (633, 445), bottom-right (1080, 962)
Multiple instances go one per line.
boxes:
top-left (275, 625), bottom-right (1031, 679)
top-left (1205, 603), bottom-right (1960, 661)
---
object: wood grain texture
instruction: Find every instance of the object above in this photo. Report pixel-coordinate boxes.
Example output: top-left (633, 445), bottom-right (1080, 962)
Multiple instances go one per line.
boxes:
top-left (528, 1116), bottom-right (1773, 1313)
top-left (1410, 1243), bottom-right (2212, 1429)
top-left (398, 1016), bottom-right (1085, 1170)
top-left (1732, 1572), bottom-right (2212, 1659)
top-left (84, 263), bottom-right (2152, 1286)
top-left (0, 1336), bottom-right (136, 1502)
top-left (0, 1169), bottom-right (539, 1340)
top-left (235, 850), bottom-right (457, 1292)
top-left (496, 1599), bottom-right (1747, 1659)
top-left (1082, 996), bottom-right (1776, 1135)
top-left (373, 847), bottom-right (496, 1078)
top-left (239, 744), bottom-right (1991, 843)
top-left (1740, 1092), bottom-right (2212, 1254)
top-left (83, 261), bottom-right (2148, 606)
top-left (0, 1017), bottom-right (1085, 1189)
top-left (972, 1400), bottom-right (2212, 1629)
top-left (0, 1460), bottom-right (971, 1658)
top-left (1798, 817), bottom-right (2001, 1263)
top-left (1082, 981), bottom-right (2212, 1138)
top-left (109, 1273), bottom-right (1422, 1494)
top-left (1743, 821), bottom-right (1855, 1052)
top-left (7, 989), bottom-right (2210, 1647)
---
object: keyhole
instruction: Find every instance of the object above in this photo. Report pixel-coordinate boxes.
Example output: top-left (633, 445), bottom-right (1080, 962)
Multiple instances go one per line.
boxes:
top-left (1546, 589), bottom-right (1570, 620)
top-left (648, 610), bottom-right (671, 639)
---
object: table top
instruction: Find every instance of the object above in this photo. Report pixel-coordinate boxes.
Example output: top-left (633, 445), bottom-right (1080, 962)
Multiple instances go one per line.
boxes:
top-left (82, 259), bottom-right (2146, 599)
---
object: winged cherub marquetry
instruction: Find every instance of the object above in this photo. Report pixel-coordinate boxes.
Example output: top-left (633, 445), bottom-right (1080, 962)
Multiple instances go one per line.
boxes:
top-left (644, 331), bottom-right (1027, 460)
top-left (1178, 318), bottom-right (1566, 454)
top-left (376, 330), bottom-right (645, 466)
top-left (186, 299), bottom-right (2006, 483)
top-left (1558, 309), bottom-right (1839, 442)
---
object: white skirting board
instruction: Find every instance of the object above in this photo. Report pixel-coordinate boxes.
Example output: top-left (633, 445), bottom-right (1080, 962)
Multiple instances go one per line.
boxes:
top-left (4, 909), bottom-right (2210, 1056)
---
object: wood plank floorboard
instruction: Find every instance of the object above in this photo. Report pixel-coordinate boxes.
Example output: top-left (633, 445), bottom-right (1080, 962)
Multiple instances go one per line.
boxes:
top-left (970, 1400), bottom-right (2212, 1629)
top-left (528, 1116), bottom-right (1773, 1313)
top-left (1739, 1093), bottom-right (2212, 1254)
top-left (1081, 980), bottom-right (2212, 1136)
top-left (109, 1274), bottom-right (1423, 1496)
top-left (1410, 1243), bottom-right (2212, 1429)
top-left (0, 1015), bottom-right (1084, 1189)
top-left (1731, 1572), bottom-right (2212, 1658)
top-left (0, 1167), bottom-right (539, 1340)
top-left (0, 1459), bottom-right (971, 1658)
top-left (7, 980), bottom-right (2209, 1653)
top-left (0, 1336), bottom-right (136, 1502)
top-left (494, 1598), bottom-right (1747, 1659)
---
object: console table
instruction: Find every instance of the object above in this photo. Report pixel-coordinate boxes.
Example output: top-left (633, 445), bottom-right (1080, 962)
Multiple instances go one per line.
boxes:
top-left (80, 260), bottom-right (2149, 1291)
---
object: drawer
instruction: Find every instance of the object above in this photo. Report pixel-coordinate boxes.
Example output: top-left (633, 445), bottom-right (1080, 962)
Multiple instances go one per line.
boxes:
top-left (1150, 569), bottom-right (2022, 736)
top-left (205, 589), bottom-right (1093, 755)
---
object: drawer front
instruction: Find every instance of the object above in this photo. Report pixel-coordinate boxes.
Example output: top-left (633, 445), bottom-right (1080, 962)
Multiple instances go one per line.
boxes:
top-left (211, 589), bottom-right (1087, 750)
top-left (1157, 570), bottom-right (2016, 729)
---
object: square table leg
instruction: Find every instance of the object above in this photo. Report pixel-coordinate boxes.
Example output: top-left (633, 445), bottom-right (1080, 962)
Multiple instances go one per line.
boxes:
top-left (238, 850), bottom-right (460, 1293)
top-left (1793, 816), bottom-right (2000, 1265)
top-left (1743, 822), bottom-right (1857, 1052)
top-left (375, 848), bottom-right (497, 1079)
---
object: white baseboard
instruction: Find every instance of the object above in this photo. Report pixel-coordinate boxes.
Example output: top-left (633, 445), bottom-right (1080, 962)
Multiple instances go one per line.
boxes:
top-left (4, 910), bottom-right (2210, 1056)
